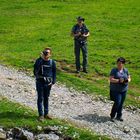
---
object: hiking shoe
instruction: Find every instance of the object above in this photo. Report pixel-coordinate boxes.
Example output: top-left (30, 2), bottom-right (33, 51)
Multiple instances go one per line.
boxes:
top-left (83, 69), bottom-right (88, 73)
top-left (38, 116), bottom-right (44, 122)
top-left (110, 117), bottom-right (115, 122)
top-left (76, 70), bottom-right (80, 73)
top-left (44, 115), bottom-right (53, 120)
top-left (116, 117), bottom-right (124, 122)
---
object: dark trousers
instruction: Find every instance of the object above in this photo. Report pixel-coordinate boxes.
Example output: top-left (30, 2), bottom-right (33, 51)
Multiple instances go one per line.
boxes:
top-left (36, 81), bottom-right (51, 116)
top-left (74, 40), bottom-right (88, 71)
top-left (110, 91), bottom-right (127, 118)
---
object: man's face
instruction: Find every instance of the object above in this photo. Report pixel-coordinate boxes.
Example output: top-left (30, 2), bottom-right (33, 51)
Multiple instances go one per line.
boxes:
top-left (43, 50), bottom-right (51, 59)
top-left (77, 20), bottom-right (83, 25)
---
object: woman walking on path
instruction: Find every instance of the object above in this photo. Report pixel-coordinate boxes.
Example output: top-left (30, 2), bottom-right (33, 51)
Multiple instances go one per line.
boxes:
top-left (109, 57), bottom-right (131, 122)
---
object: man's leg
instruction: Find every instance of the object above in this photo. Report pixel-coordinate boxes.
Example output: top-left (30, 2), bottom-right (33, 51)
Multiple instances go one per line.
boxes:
top-left (43, 84), bottom-right (51, 116)
top-left (74, 41), bottom-right (80, 72)
top-left (36, 82), bottom-right (44, 117)
top-left (81, 43), bottom-right (88, 72)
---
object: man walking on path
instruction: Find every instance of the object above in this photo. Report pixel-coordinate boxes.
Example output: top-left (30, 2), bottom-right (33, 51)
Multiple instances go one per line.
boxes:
top-left (71, 16), bottom-right (90, 73)
top-left (33, 48), bottom-right (56, 121)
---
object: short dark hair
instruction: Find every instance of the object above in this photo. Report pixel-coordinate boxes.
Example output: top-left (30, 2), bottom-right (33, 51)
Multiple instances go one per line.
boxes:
top-left (117, 57), bottom-right (126, 64)
top-left (42, 47), bottom-right (52, 56)
top-left (43, 47), bottom-right (52, 53)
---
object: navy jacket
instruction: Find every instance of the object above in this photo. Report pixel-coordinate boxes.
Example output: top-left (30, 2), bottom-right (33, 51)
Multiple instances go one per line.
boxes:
top-left (33, 57), bottom-right (56, 84)
top-left (110, 68), bottom-right (129, 92)
top-left (71, 23), bottom-right (89, 41)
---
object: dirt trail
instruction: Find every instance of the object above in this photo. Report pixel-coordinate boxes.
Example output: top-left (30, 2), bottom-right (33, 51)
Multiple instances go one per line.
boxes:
top-left (0, 65), bottom-right (140, 140)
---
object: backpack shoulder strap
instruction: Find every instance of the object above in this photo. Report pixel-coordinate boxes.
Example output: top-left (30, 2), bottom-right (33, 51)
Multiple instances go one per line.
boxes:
top-left (49, 59), bottom-right (53, 67)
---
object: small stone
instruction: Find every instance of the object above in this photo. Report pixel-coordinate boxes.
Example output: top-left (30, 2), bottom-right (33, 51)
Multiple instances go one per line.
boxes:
top-left (82, 91), bottom-right (86, 94)
top-left (7, 84), bottom-right (12, 88)
top-left (47, 133), bottom-right (59, 140)
top-left (7, 77), bottom-right (13, 80)
top-left (0, 132), bottom-right (6, 140)
top-left (69, 87), bottom-right (75, 93)
top-left (123, 126), bottom-right (130, 133)
top-left (6, 131), bottom-right (13, 139)
top-left (0, 127), bottom-right (4, 133)
top-left (20, 130), bottom-right (34, 140)
top-left (63, 136), bottom-right (73, 140)
top-left (71, 94), bottom-right (76, 97)
top-left (12, 127), bottom-right (22, 137)
top-left (35, 134), bottom-right (49, 140)
top-left (24, 88), bottom-right (28, 92)
top-left (53, 94), bottom-right (58, 98)
top-left (135, 129), bottom-right (140, 134)
top-left (61, 101), bottom-right (66, 104)
top-left (37, 126), bottom-right (42, 131)
top-left (44, 126), bottom-right (58, 133)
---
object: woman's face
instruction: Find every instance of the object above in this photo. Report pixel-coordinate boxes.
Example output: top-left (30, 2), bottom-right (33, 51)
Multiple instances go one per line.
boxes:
top-left (117, 61), bottom-right (124, 69)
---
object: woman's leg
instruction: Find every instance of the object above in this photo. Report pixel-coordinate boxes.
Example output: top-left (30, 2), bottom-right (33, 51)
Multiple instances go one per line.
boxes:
top-left (117, 91), bottom-right (127, 119)
top-left (110, 92), bottom-right (122, 118)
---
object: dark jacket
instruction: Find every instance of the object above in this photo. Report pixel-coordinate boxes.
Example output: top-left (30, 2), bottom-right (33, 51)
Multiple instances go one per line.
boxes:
top-left (71, 23), bottom-right (89, 42)
top-left (110, 68), bottom-right (129, 92)
top-left (33, 57), bottom-right (56, 84)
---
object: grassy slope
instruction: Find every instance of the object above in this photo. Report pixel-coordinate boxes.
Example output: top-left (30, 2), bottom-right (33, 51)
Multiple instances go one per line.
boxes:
top-left (0, 0), bottom-right (140, 107)
top-left (0, 96), bottom-right (111, 140)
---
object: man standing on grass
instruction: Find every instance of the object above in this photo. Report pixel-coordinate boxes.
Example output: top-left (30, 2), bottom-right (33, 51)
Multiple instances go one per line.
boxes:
top-left (71, 16), bottom-right (90, 73)
top-left (33, 48), bottom-right (56, 122)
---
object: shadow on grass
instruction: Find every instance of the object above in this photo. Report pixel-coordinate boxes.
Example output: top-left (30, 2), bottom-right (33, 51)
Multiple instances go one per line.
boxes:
top-left (74, 113), bottom-right (110, 124)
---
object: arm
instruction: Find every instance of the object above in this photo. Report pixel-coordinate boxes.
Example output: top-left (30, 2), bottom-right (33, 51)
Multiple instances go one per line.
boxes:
top-left (52, 61), bottom-right (56, 84)
top-left (110, 76), bottom-right (120, 83)
top-left (33, 58), bottom-right (42, 78)
top-left (109, 68), bottom-right (124, 84)
top-left (82, 25), bottom-right (90, 37)
top-left (33, 60), bottom-right (38, 77)
top-left (71, 25), bottom-right (81, 37)
top-left (127, 75), bottom-right (131, 82)
top-left (71, 31), bottom-right (81, 37)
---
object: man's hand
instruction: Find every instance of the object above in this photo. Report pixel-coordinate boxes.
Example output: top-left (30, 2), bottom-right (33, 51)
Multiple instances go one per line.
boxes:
top-left (75, 32), bottom-right (81, 37)
top-left (48, 83), bottom-right (52, 86)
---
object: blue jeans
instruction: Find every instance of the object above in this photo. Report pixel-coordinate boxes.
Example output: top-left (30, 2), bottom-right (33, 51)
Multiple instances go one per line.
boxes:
top-left (110, 91), bottom-right (127, 118)
top-left (74, 40), bottom-right (88, 71)
top-left (36, 81), bottom-right (51, 116)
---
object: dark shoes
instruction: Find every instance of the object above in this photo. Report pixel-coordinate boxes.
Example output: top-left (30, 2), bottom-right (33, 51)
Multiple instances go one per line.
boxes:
top-left (76, 70), bottom-right (80, 73)
top-left (38, 115), bottom-right (53, 122)
top-left (110, 117), bottom-right (115, 122)
top-left (83, 69), bottom-right (88, 73)
top-left (44, 114), bottom-right (53, 120)
top-left (38, 116), bottom-right (44, 122)
top-left (110, 117), bottom-right (124, 122)
top-left (76, 69), bottom-right (88, 73)
top-left (116, 117), bottom-right (124, 121)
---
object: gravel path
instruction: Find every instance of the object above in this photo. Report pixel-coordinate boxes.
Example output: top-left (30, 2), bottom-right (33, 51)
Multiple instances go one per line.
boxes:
top-left (0, 65), bottom-right (140, 140)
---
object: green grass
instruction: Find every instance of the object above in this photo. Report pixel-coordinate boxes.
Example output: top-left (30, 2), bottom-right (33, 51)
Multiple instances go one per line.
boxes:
top-left (0, 96), bottom-right (111, 140)
top-left (0, 0), bottom-right (140, 107)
